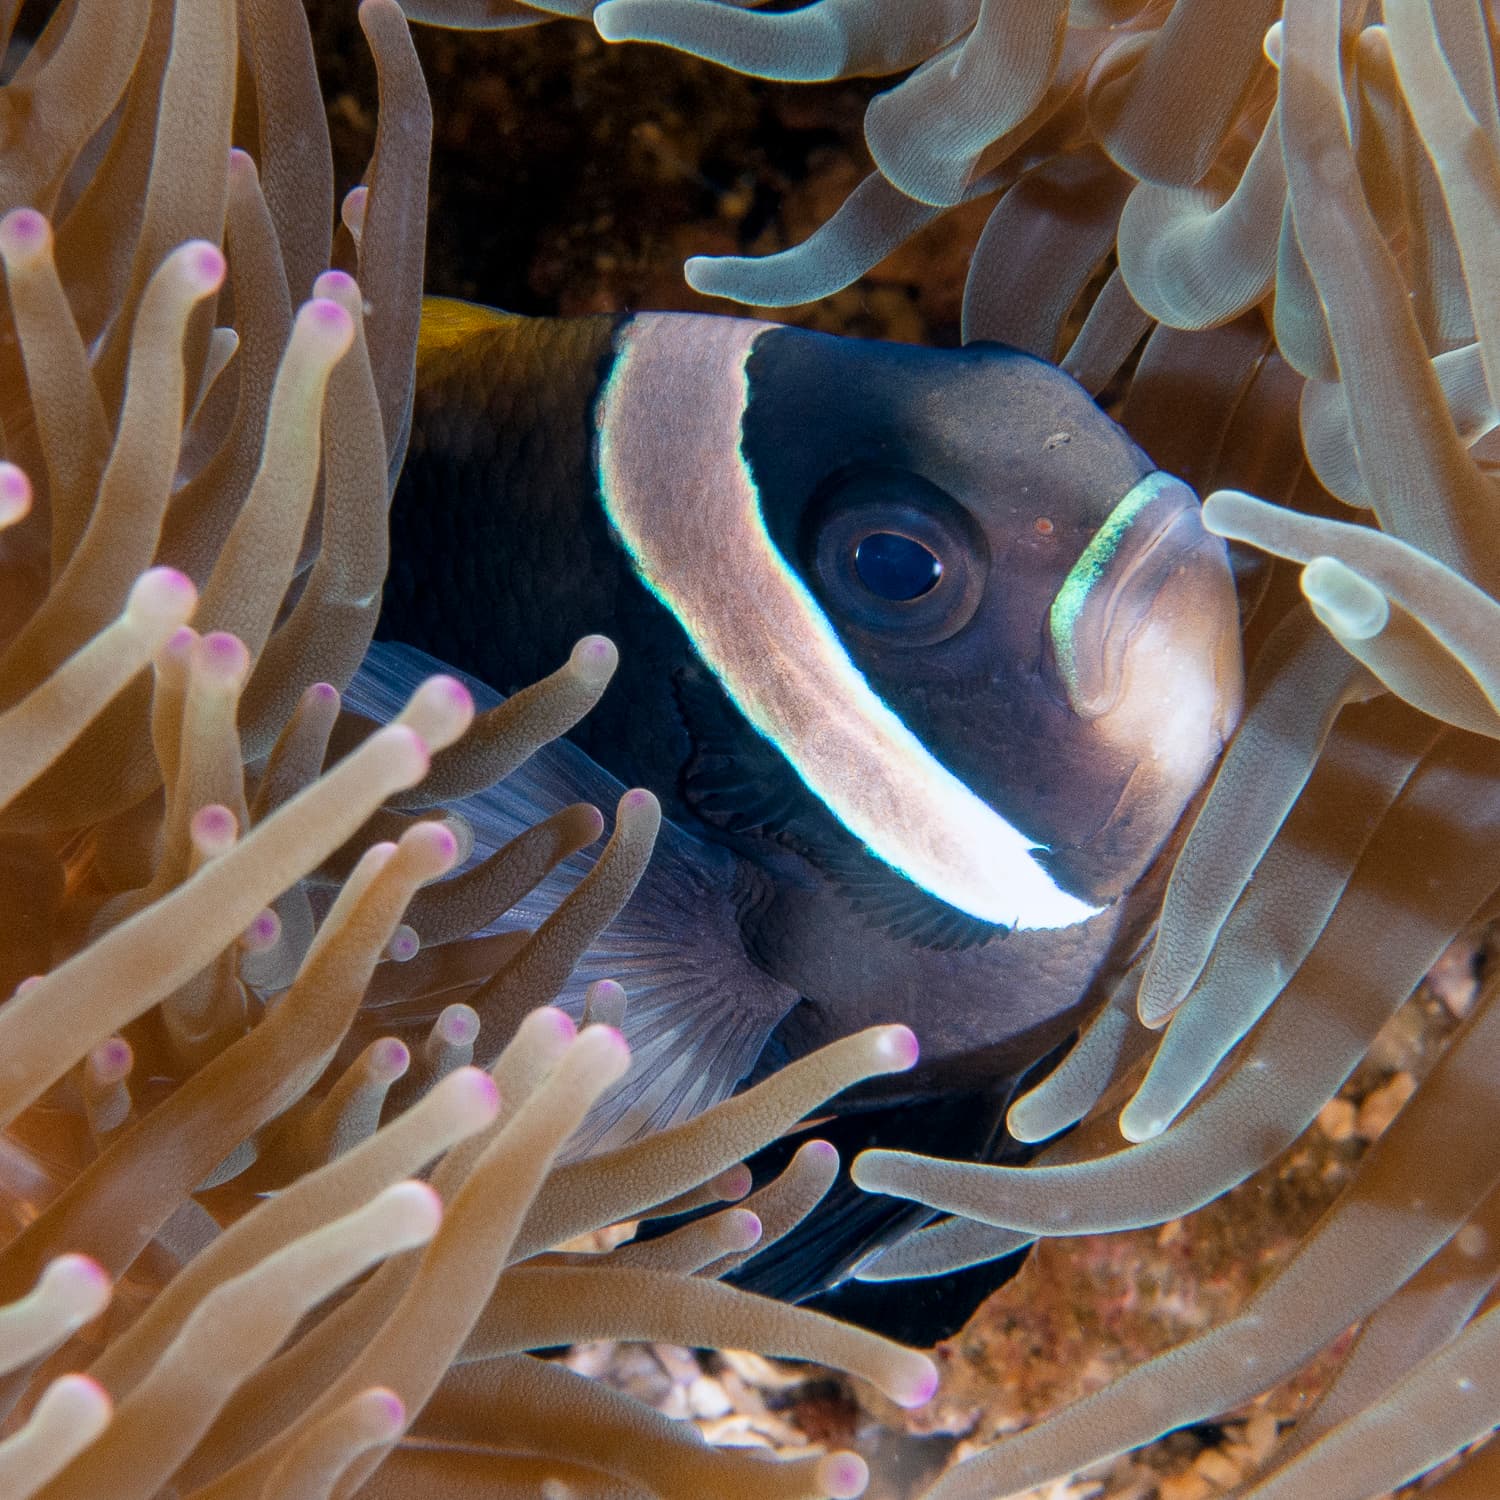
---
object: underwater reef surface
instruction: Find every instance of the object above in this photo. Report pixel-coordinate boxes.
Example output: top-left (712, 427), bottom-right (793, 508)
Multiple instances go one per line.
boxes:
top-left (3, 2), bottom-right (1500, 1500)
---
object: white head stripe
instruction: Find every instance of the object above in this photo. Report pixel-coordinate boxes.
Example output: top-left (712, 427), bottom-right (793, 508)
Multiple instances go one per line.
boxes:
top-left (594, 313), bottom-right (1100, 931)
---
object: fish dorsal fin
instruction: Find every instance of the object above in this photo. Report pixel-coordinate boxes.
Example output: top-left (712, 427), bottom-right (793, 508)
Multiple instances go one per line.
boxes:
top-left (346, 640), bottom-right (800, 1151)
top-left (417, 295), bottom-right (520, 356)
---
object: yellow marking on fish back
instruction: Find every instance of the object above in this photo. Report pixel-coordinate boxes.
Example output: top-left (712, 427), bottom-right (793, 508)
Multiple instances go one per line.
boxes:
top-left (418, 295), bottom-right (519, 354)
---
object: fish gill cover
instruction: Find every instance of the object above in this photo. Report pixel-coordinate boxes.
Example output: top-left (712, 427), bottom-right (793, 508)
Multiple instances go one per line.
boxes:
top-left (0, 3), bottom-right (1498, 1500)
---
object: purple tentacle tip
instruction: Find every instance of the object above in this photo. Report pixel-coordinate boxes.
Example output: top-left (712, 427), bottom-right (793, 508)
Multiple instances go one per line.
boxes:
top-left (878, 1025), bottom-right (920, 1071)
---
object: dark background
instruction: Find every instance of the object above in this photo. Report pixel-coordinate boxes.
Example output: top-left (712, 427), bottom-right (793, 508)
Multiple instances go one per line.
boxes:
top-left (6, 1), bottom-right (992, 340)
top-left (306, 5), bottom-right (981, 343)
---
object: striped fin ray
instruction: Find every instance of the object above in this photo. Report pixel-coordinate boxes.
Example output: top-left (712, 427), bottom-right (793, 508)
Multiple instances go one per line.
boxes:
top-left (345, 640), bottom-right (799, 1149)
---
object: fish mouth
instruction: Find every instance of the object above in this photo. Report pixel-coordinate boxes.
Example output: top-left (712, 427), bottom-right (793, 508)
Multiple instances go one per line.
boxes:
top-left (1047, 471), bottom-right (1234, 721)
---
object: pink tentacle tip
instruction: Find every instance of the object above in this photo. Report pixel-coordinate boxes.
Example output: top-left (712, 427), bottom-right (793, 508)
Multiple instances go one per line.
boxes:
top-left (576, 1022), bottom-right (631, 1081)
top-left (379, 723), bottom-right (432, 781)
top-left (0, 461), bottom-right (33, 523)
top-left (803, 1139), bottom-right (839, 1165)
top-left (404, 675), bottom-right (475, 747)
top-left (727, 1209), bottom-right (762, 1249)
top-left (714, 1163), bottom-right (753, 1201)
top-left (540, 1006), bottom-right (579, 1043)
top-left (892, 1355), bottom-right (940, 1409)
top-left (305, 294), bottom-right (350, 327)
top-left (413, 820), bottom-right (459, 866)
top-left (242, 909), bottom-right (281, 952)
top-left (572, 634), bottom-right (619, 681)
top-left (621, 787), bottom-right (657, 815)
top-left (0, 496), bottom-right (28, 529)
top-left (198, 630), bottom-right (251, 677)
top-left (182, 240), bottom-right (227, 291)
top-left (191, 803), bottom-right (239, 850)
top-left (97, 1036), bottom-right (131, 1067)
top-left (313, 268), bottom-right (359, 301)
top-left (582, 1021), bottom-right (628, 1048)
top-left (46, 1254), bottom-right (113, 1318)
top-left (89, 1037), bottom-right (133, 1080)
top-left (450, 1066), bottom-right (500, 1116)
top-left (371, 1037), bottom-right (411, 1080)
top-left (0, 207), bottom-right (50, 258)
top-left (44, 1372), bottom-right (112, 1417)
top-left (308, 681), bottom-right (340, 705)
top-left (820, 1452), bottom-right (869, 1499)
top-left (380, 1180), bottom-right (445, 1243)
top-left (385, 924), bottom-right (421, 962)
top-left (341, 185), bottom-right (368, 229)
top-left (15, 975), bottom-right (43, 997)
top-left (128, 567), bottom-right (198, 624)
top-left (300, 296), bottom-right (355, 354)
top-left (366, 1387), bottom-right (406, 1433)
top-left (436, 674), bottom-right (475, 714)
top-left (439, 1004), bottom-right (481, 1046)
top-left (875, 1025), bottom-right (919, 1071)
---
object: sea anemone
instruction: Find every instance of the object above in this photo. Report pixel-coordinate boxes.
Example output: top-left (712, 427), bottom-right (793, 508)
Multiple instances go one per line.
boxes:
top-left (400, 0), bottom-right (1500, 1494)
top-left (12, 0), bottom-right (1500, 1493)
top-left (0, 2), bottom-right (940, 1495)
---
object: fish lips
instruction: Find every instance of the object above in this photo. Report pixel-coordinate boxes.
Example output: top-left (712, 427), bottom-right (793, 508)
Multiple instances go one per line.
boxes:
top-left (1045, 471), bottom-right (1237, 726)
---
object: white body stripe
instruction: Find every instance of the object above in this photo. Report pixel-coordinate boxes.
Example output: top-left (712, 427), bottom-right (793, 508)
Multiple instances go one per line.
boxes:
top-left (594, 313), bottom-right (1100, 931)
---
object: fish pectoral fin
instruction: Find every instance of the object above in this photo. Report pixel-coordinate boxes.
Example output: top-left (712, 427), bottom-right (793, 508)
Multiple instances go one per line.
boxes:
top-left (556, 893), bottom-right (801, 1155)
top-left (347, 640), bottom-right (800, 1151)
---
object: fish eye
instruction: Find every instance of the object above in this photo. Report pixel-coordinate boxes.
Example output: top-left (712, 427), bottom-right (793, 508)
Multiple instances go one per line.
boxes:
top-left (802, 466), bottom-right (987, 647)
top-left (853, 532), bottom-right (943, 600)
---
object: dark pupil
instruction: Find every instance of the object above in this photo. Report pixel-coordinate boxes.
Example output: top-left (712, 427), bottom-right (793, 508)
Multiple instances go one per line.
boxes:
top-left (853, 532), bottom-right (942, 601)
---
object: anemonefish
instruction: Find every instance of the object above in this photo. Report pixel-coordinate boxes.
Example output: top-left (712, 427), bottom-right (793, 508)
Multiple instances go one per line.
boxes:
top-left (365, 297), bottom-right (1243, 1339)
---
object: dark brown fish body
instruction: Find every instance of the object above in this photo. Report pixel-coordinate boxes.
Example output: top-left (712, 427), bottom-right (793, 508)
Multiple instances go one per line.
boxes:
top-left (373, 298), bottom-right (1242, 1334)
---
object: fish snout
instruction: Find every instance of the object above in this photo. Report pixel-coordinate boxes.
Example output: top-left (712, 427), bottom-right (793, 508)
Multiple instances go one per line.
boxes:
top-left (1047, 472), bottom-right (1237, 726)
top-left (1047, 471), bottom-right (1241, 728)
top-left (1046, 472), bottom-right (1243, 868)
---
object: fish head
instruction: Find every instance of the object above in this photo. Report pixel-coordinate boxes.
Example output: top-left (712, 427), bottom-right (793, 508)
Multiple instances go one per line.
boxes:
top-left (731, 326), bottom-right (1244, 916)
top-left (400, 305), bottom-right (1241, 933)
